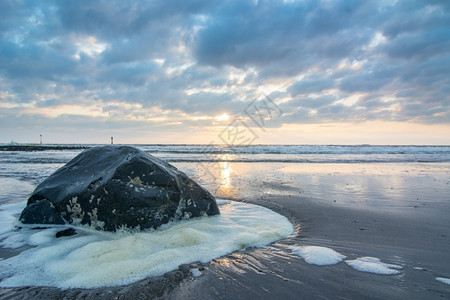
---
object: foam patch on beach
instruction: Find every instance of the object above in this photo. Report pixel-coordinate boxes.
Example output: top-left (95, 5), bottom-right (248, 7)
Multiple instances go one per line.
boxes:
top-left (345, 257), bottom-right (403, 275)
top-left (190, 268), bottom-right (203, 277)
top-left (0, 201), bottom-right (26, 236)
top-left (290, 246), bottom-right (346, 265)
top-left (290, 245), bottom-right (404, 276)
top-left (0, 200), bottom-right (293, 289)
top-left (436, 277), bottom-right (450, 285)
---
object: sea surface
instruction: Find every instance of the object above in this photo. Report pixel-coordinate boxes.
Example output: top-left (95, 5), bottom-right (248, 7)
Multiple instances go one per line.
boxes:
top-left (0, 144), bottom-right (449, 204)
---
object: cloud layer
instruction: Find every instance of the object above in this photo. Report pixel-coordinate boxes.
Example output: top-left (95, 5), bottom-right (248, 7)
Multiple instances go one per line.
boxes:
top-left (1, 0), bottom-right (449, 143)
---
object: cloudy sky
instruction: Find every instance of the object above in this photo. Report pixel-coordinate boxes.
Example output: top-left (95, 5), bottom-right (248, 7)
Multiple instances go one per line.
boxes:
top-left (1, 0), bottom-right (449, 145)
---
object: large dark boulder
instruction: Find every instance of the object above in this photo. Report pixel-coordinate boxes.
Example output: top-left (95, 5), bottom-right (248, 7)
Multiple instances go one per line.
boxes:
top-left (19, 146), bottom-right (220, 231)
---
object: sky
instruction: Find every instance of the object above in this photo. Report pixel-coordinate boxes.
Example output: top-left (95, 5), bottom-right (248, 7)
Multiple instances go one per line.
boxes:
top-left (0, 0), bottom-right (449, 145)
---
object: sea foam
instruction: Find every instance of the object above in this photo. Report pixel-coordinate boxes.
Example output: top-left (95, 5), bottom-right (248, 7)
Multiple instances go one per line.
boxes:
top-left (0, 201), bottom-right (26, 236)
top-left (345, 257), bottom-right (403, 275)
top-left (0, 200), bottom-right (293, 289)
top-left (290, 245), bottom-right (404, 276)
top-left (436, 277), bottom-right (450, 285)
top-left (290, 246), bottom-right (346, 265)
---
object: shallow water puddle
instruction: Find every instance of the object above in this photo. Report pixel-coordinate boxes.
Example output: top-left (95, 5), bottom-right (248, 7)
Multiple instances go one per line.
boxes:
top-left (0, 199), bottom-right (293, 289)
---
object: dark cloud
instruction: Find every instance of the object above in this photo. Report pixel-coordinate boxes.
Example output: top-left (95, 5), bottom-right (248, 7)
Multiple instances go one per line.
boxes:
top-left (0, 40), bottom-right (78, 80)
top-left (382, 28), bottom-right (450, 61)
top-left (338, 66), bottom-right (399, 93)
top-left (289, 76), bottom-right (336, 96)
top-left (98, 62), bottom-right (159, 87)
top-left (194, 0), bottom-right (375, 70)
top-left (381, 1), bottom-right (450, 39)
top-left (58, 0), bottom-right (219, 37)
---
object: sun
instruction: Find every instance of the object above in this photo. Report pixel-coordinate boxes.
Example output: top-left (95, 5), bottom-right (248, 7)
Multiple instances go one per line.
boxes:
top-left (216, 113), bottom-right (230, 121)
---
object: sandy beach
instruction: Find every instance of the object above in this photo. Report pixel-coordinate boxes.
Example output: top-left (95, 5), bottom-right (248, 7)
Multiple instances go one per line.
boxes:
top-left (1, 161), bottom-right (450, 299)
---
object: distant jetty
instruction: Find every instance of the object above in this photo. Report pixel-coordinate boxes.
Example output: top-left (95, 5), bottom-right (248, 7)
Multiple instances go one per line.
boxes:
top-left (0, 144), bottom-right (91, 152)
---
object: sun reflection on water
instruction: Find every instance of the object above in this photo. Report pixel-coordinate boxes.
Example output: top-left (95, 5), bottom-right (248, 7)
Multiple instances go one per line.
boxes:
top-left (215, 155), bottom-right (235, 198)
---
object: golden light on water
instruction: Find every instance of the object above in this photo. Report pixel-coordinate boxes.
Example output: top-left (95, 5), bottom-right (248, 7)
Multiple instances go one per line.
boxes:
top-left (215, 154), bottom-right (235, 198)
top-left (220, 162), bottom-right (231, 188)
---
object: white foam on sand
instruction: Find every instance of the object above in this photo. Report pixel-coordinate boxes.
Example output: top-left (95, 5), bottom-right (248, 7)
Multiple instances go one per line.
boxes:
top-left (436, 277), bottom-right (450, 285)
top-left (0, 200), bottom-right (293, 289)
top-left (190, 268), bottom-right (203, 277)
top-left (0, 231), bottom-right (28, 249)
top-left (0, 201), bottom-right (29, 249)
top-left (345, 257), bottom-right (403, 275)
top-left (0, 201), bottom-right (26, 236)
top-left (290, 246), bottom-right (346, 266)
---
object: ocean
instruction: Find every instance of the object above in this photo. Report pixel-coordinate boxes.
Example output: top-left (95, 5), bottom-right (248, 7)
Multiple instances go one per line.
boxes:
top-left (0, 144), bottom-right (450, 297)
top-left (1, 144), bottom-right (449, 184)
top-left (1, 144), bottom-right (449, 205)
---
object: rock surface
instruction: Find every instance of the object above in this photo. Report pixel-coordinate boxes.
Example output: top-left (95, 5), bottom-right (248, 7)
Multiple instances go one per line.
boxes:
top-left (19, 146), bottom-right (220, 231)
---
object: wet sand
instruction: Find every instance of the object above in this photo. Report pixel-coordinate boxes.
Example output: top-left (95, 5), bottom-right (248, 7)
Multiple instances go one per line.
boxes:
top-left (1, 162), bottom-right (450, 299)
top-left (168, 193), bottom-right (450, 299)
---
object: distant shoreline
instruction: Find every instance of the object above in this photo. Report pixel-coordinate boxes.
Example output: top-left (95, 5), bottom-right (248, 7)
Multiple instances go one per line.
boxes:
top-left (1, 143), bottom-right (449, 149)
top-left (0, 145), bottom-right (91, 152)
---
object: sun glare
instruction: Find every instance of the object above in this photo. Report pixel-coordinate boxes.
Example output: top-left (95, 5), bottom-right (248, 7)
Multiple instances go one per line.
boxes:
top-left (217, 113), bottom-right (230, 121)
